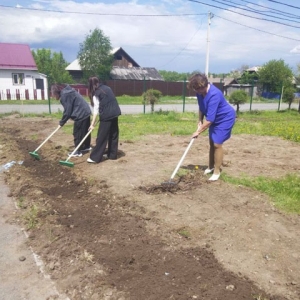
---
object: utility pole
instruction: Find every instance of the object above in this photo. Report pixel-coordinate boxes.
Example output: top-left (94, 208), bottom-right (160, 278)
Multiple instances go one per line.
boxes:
top-left (205, 12), bottom-right (213, 76)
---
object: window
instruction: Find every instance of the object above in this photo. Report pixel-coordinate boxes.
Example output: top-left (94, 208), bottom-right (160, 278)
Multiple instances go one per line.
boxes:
top-left (12, 73), bottom-right (25, 85)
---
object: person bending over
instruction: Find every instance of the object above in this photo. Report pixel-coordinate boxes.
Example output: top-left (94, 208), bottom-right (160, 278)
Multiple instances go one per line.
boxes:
top-left (188, 73), bottom-right (235, 181)
top-left (86, 77), bottom-right (121, 164)
top-left (51, 84), bottom-right (92, 157)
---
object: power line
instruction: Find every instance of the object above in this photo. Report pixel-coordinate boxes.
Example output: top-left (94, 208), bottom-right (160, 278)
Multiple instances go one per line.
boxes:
top-left (211, 0), bottom-right (300, 23)
top-left (215, 14), bottom-right (300, 42)
top-left (1, 3), bottom-right (299, 51)
top-left (188, 0), bottom-right (300, 28)
top-left (240, 0), bottom-right (300, 18)
top-left (2, 2), bottom-right (299, 27)
top-left (0, 4), bottom-right (205, 17)
top-left (265, 0), bottom-right (300, 10)
top-left (219, 0), bottom-right (300, 20)
top-left (159, 16), bottom-right (207, 68)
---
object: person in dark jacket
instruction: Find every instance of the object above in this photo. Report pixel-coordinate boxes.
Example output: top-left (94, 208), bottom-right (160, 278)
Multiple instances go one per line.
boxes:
top-left (51, 84), bottom-right (92, 157)
top-left (87, 76), bottom-right (121, 164)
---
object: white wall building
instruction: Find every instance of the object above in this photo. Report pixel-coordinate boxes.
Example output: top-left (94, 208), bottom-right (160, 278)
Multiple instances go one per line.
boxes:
top-left (0, 43), bottom-right (48, 100)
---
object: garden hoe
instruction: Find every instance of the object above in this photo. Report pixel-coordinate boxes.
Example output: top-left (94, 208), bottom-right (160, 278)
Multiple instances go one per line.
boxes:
top-left (59, 128), bottom-right (93, 168)
top-left (162, 137), bottom-right (196, 186)
top-left (29, 125), bottom-right (61, 160)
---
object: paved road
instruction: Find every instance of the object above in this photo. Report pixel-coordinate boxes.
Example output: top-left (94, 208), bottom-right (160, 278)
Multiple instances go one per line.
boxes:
top-left (0, 102), bottom-right (299, 115)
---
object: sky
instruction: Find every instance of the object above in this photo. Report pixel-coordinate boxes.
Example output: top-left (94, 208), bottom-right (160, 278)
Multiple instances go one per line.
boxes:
top-left (0, 0), bottom-right (300, 74)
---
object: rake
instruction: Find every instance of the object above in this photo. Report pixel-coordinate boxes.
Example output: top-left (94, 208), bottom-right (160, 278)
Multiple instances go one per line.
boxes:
top-left (161, 124), bottom-right (201, 186)
top-left (59, 128), bottom-right (93, 167)
top-left (162, 137), bottom-right (196, 186)
top-left (29, 125), bottom-right (61, 160)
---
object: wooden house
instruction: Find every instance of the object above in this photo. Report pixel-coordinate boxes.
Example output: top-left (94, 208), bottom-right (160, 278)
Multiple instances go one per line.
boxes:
top-left (208, 76), bottom-right (238, 96)
top-left (66, 47), bottom-right (163, 82)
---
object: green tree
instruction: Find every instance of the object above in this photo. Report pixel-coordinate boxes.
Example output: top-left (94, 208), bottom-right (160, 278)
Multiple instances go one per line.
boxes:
top-left (159, 70), bottom-right (190, 81)
top-left (294, 63), bottom-right (300, 113)
top-left (208, 72), bottom-right (230, 79)
top-left (229, 69), bottom-right (241, 79)
top-left (78, 28), bottom-right (113, 81)
top-left (295, 63), bottom-right (300, 86)
top-left (228, 89), bottom-right (248, 113)
top-left (32, 49), bottom-right (73, 88)
top-left (238, 72), bottom-right (258, 84)
top-left (142, 89), bottom-right (162, 113)
top-left (229, 64), bottom-right (250, 80)
top-left (283, 85), bottom-right (296, 110)
top-left (51, 52), bottom-right (74, 84)
top-left (257, 59), bottom-right (294, 94)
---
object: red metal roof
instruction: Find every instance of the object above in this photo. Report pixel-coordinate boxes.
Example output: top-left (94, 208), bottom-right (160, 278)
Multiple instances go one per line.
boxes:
top-left (0, 43), bottom-right (37, 70)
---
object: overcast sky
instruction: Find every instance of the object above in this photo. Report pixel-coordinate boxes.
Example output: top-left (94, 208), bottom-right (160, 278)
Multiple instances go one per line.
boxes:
top-left (0, 0), bottom-right (300, 74)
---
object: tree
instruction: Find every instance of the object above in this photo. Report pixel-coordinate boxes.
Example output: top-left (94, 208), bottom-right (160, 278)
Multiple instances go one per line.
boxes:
top-left (159, 70), bottom-right (190, 81)
top-left (51, 52), bottom-right (74, 84)
top-left (32, 49), bottom-right (73, 88)
top-left (283, 86), bottom-right (296, 110)
top-left (257, 59), bottom-right (294, 94)
top-left (238, 72), bottom-right (258, 84)
top-left (229, 69), bottom-right (241, 79)
top-left (208, 72), bottom-right (230, 79)
top-left (228, 89), bottom-right (248, 113)
top-left (78, 28), bottom-right (113, 81)
top-left (142, 89), bottom-right (162, 113)
top-left (294, 63), bottom-right (300, 113)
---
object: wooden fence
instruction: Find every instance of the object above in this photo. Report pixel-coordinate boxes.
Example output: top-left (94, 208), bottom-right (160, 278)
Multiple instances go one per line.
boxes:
top-left (69, 80), bottom-right (224, 97)
top-left (0, 80), bottom-right (224, 100)
top-left (0, 89), bottom-right (46, 100)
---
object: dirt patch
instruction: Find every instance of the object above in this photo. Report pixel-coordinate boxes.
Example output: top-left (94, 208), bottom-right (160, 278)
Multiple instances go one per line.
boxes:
top-left (0, 115), bottom-right (299, 300)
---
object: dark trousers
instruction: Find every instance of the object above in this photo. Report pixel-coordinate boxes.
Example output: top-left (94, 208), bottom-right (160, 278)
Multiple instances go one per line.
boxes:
top-left (73, 116), bottom-right (91, 151)
top-left (90, 117), bottom-right (119, 163)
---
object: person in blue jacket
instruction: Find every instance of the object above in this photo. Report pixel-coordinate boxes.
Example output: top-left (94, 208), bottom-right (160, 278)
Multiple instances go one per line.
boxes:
top-left (188, 73), bottom-right (236, 181)
top-left (87, 76), bottom-right (121, 164)
top-left (51, 84), bottom-right (92, 157)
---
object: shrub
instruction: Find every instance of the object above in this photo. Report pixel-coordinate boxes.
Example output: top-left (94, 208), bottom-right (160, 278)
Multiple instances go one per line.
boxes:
top-left (229, 90), bottom-right (248, 113)
top-left (142, 89), bottom-right (162, 113)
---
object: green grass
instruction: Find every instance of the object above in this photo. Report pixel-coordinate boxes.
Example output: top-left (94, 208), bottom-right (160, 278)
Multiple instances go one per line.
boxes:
top-left (233, 109), bottom-right (300, 142)
top-left (0, 95), bottom-right (196, 105)
top-left (116, 94), bottom-right (197, 105)
top-left (222, 173), bottom-right (300, 214)
top-left (0, 95), bottom-right (285, 105)
top-left (177, 227), bottom-right (191, 239)
top-left (120, 111), bottom-right (200, 140)
top-left (0, 99), bottom-right (58, 105)
top-left (24, 204), bottom-right (39, 229)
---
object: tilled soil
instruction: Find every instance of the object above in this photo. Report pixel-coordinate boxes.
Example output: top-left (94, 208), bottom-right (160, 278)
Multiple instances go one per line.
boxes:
top-left (0, 115), bottom-right (299, 300)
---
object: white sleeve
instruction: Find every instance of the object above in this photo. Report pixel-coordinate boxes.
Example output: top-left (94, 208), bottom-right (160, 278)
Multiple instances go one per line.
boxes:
top-left (93, 95), bottom-right (99, 115)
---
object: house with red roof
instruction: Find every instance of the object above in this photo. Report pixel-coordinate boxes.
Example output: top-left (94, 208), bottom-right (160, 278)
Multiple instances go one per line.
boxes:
top-left (0, 43), bottom-right (48, 100)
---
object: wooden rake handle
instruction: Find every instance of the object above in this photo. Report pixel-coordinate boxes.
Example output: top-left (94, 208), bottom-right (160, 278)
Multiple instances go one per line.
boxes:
top-left (65, 120), bottom-right (99, 163)
top-left (34, 125), bottom-right (61, 152)
top-left (170, 138), bottom-right (195, 180)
